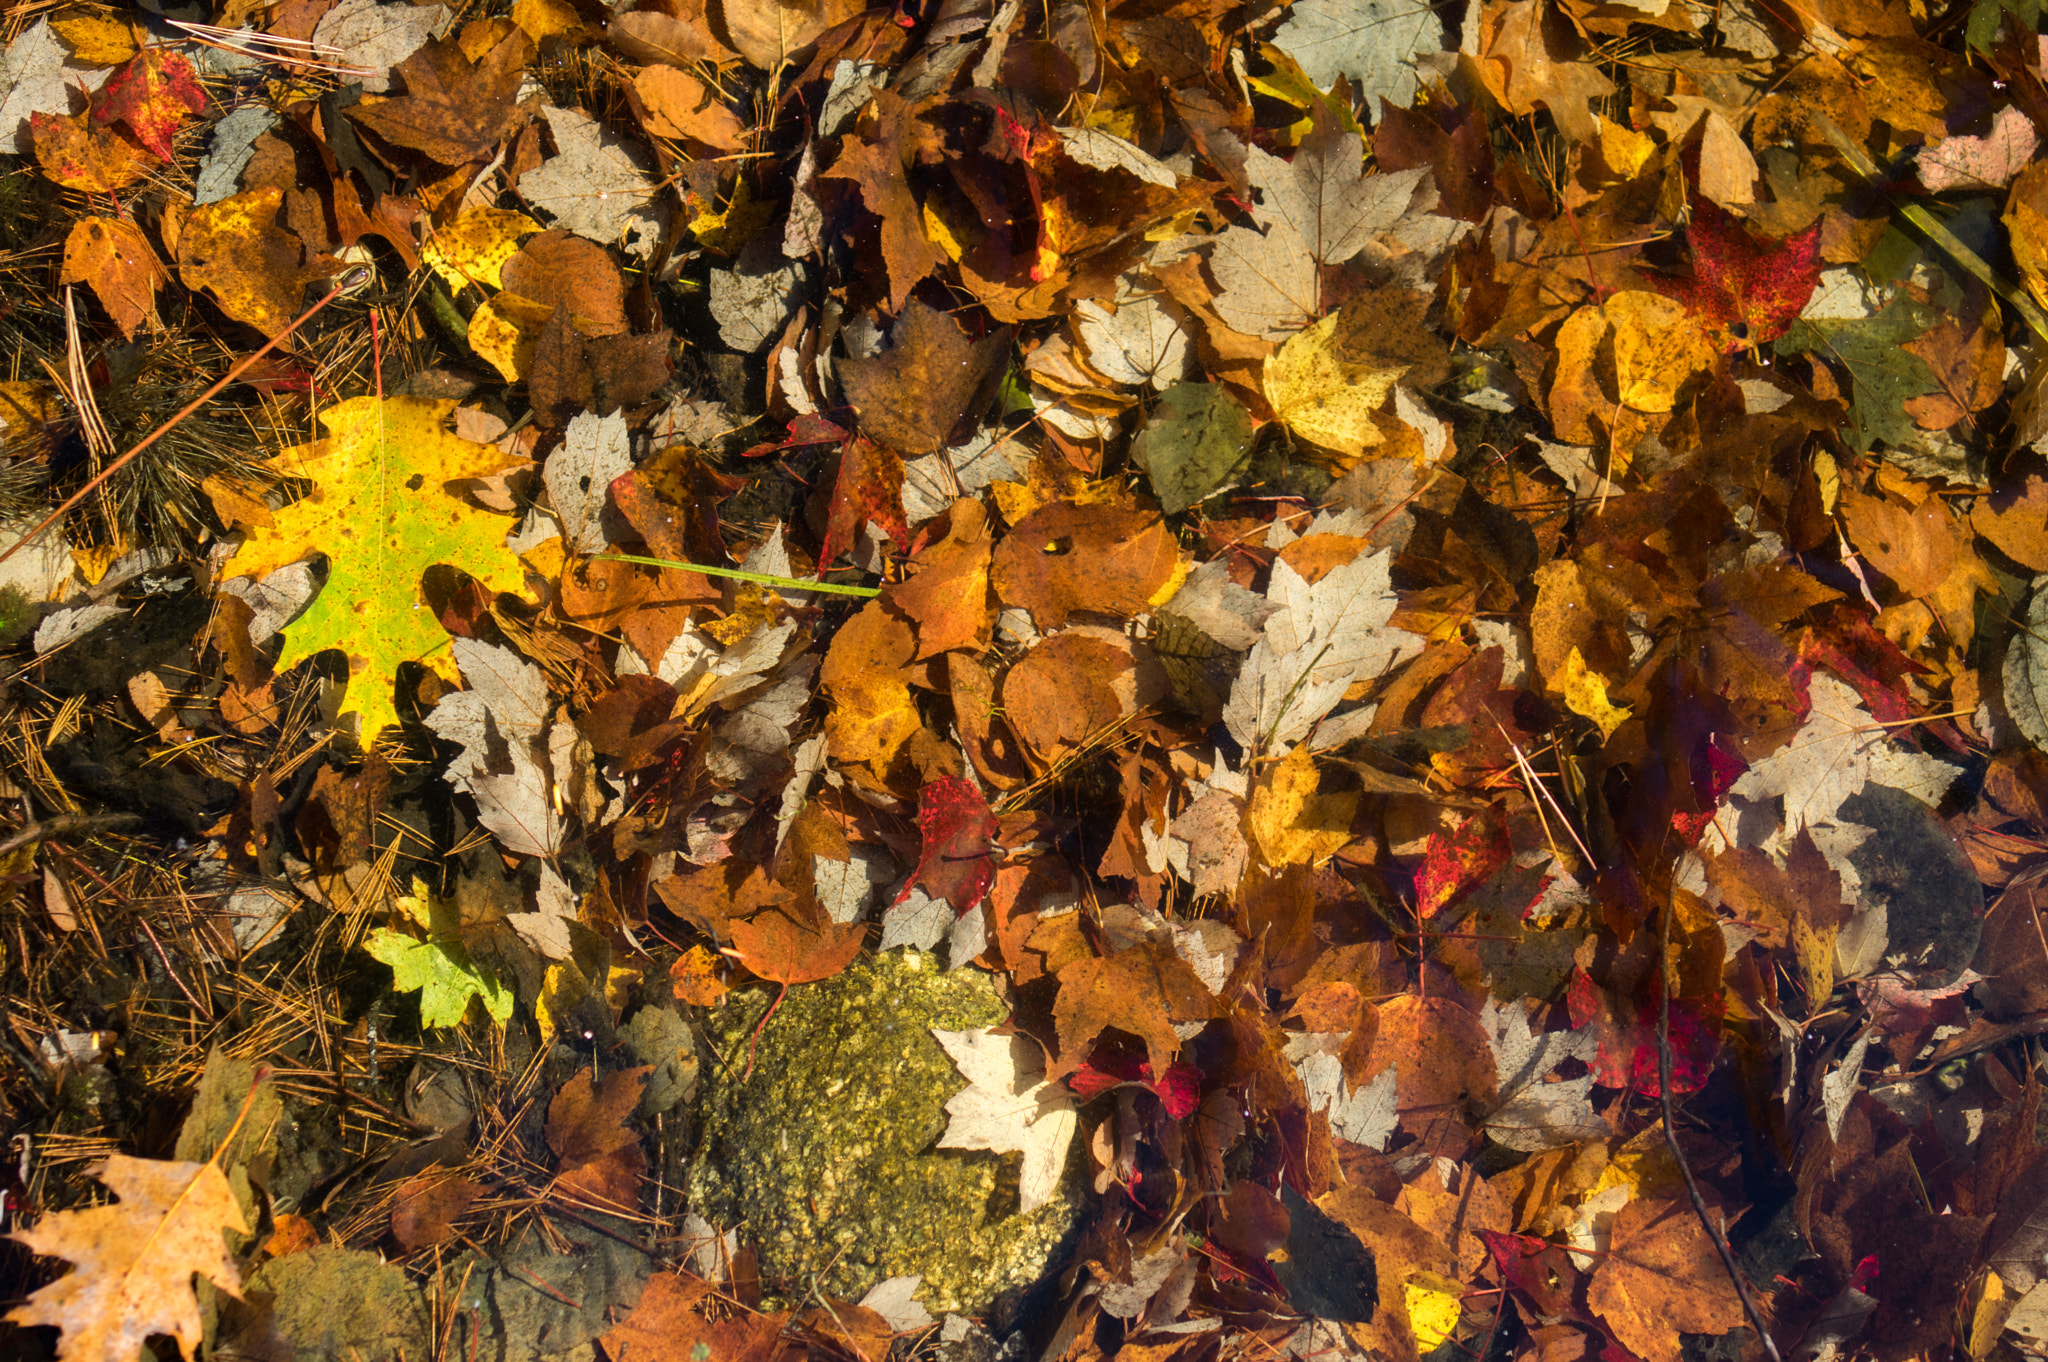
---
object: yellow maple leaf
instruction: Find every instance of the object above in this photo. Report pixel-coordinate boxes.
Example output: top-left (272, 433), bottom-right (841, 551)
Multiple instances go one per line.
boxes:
top-left (1264, 312), bottom-right (1407, 462)
top-left (1560, 646), bottom-right (1632, 740)
top-left (1247, 744), bottom-right (1356, 867)
top-left (228, 397), bottom-right (528, 741)
top-left (7, 1154), bottom-right (249, 1362)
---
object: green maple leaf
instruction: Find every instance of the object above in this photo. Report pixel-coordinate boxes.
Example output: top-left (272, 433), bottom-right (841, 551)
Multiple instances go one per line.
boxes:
top-left (227, 396), bottom-right (530, 741)
top-left (365, 877), bottom-right (514, 1029)
top-left (1775, 296), bottom-right (1943, 453)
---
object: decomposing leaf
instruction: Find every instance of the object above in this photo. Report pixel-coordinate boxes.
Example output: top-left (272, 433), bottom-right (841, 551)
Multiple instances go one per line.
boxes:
top-left (1727, 671), bottom-right (1961, 831)
top-left (547, 1067), bottom-right (651, 1210)
top-left (518, 104), bottom-right (667, 260)
top-left (7, 1154), bottom-right (250, 1362)
top-left (1131, 381), bottom-right (1256, 513)
top-left (841, 299), bottom-right (1013, 458)
top-left (931, 1027), bottom-right (1077, 1214)
top-left (1586, 1198), bottom-right (1747, 1362)
top-left (426, 638), bottom-right (564, 858)
top-left (1480, 999), bottom-right (1607, 1151)
top-left (1221, 543), bottom-right (1422, 755)
top-left (347, 31), bottom-right (527, 165)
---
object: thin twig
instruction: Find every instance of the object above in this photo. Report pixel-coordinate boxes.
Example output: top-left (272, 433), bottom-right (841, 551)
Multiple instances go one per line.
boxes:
top-left (1659, 890), bottom-right (1783, 1362)
top-left (0, 813), bottom-right (141, 856)
top-left (0, 267), bottom-right (372, 566)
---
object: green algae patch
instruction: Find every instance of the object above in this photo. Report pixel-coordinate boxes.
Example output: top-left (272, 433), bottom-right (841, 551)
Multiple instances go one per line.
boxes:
top-left (687, 949), bottom-right (1084, 1314)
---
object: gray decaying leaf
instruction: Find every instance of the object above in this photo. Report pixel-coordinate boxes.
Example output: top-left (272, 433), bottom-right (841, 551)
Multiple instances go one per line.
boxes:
top-left (2004, 574), bottom-right (2048, 750)
top-left (519, 106), bottom-right (668, 261)
top-left (1272, 0), bottom-right (1445, 121)
top-left (1480, 999), bottom-right (1608, 1151)
top-left (427, 639), bottom-right (563, 858)
top-left (194, 106), bottom-right (279, 206)
top-left (1221, 546), bottom-right (1423, 756)
top-left (545, 410), bottom-right (632, 555)
top-left (710, 258), bottom-right (806, 353)
top-left (311, 0), bottom-right (452, 92)
top-left (0, 19), bottom-right (108, 154)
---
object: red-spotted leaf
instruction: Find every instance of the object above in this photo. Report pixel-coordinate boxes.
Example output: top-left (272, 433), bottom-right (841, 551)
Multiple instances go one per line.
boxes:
top-left (819, 434), bottom-right (908, 569)
top-left (1641, 196), bottom-right (1821, 354)
top-left (1413, 809), bottom-right (1510, 919)
top-left (92, 48), bottom-right (205, 162)
top-left (893, 775), bottom-right (1000, 915)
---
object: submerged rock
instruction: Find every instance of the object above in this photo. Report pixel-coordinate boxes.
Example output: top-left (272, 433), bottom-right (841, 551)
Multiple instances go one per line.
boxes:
top-left (687, 949), bottom-right (1083, 1314)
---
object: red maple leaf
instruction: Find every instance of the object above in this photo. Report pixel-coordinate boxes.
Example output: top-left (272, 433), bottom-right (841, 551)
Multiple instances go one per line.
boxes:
top-left (92, 48), bottom-right (205, 163)
top-left (1413, 808), bottom-right (1510, 919)
top-left (892, 775), bottom-right (1000, 915)
top-left (1640, 196), bottom-right (1821, 353)
top-left (1067, 1040), bottom-right (1203, 1118)
top-left (1566, 968), bottom-right (1718, 1097)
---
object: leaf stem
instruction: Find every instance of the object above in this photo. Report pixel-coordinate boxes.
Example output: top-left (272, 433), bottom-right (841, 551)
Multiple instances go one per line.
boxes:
top-left (589, 553), bottom-right (882, 598)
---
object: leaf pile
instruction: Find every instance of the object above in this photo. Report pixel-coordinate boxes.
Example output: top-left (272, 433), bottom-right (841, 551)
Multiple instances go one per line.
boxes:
top-left (3, 0), bottom-right (2048, 1359)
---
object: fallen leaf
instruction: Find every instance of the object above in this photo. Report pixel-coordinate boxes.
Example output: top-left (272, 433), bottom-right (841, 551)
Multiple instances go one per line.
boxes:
top-left (1919, 104), bottom-right (2037, 192)
top-left (519, 104), bottom-right (667, 259)
top-left (547, 1067), bottom-right (651, 1210)
top-left (1052, 938), bottom-right (1218, 1080)
top-left (422, 205), bottom-right (540, 290)
top-left (1645, 194), bottom-right (1822, 354)
top-left (992, 498), bottom-right (1184, 631)
top-left (1727, 671), bottom-right (1961, 831)
top-left (7, 1154), bottom-right (250, 1362)
top-left (1131, 381), bottom-right (1256, 514)
top-left (1586, 1198), bottom-right (1747, 1362)
top-left (1247, 743), bottom-right (1356, 867)
top-left (346, 30), bottom-right (528, 165)
top-left (91, 47), bottom-right (204, 161)
top-left (840, 299), bottom-right (1013, 458)
top-left (893, 775), bottom-right (1000, 914)
top-left (227, 396), bottom-right (529, 740)
top-left (1274, 0), bottom-right (1442, 115)
top-left (177, 188), bottom-right (321, 337)
top-left (1481, 998), bottom-right (1608, 1151)
top-left (30, 109), bottom-right (142, 191)
top-left (931, 1027), bottom-right (1078, 1213)
top-left (60, 215), bottom-right (163, 339)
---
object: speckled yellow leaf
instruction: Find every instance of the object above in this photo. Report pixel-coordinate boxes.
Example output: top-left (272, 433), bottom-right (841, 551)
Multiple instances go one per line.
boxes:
top-left (1247, 743), bottom-right (1355, 867)
top-left (467, 292), bottom-right (555, 382)
top-left (177, 188), bottom-right (315, 337)
top-left (1606, 290), bottom-right (1716, 414)
top-left (512, 0), bottom-right (582, 41)
top-left (227, 397), bottom-right (529, 741)
top-left (50, 14), bottom-right (138, 65)
top-left (1560, 646), bottom-right (1632, 739)
top-left (422, 207), bottom-right (541, 292)
top-left (1263, 312), bottom-right (1405, 460)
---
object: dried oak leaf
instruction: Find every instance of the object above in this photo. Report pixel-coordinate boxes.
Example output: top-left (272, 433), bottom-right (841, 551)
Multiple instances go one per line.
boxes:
top-left (1051, 938), bottom-right (1219, 1081)
top-left (1586, 1198), bottom-right (1746, 1362)
top-left (7, 1154), bottom-right (249, 1362)
top-left (1641, 195), bottom-right (1822, 354)
top-left (547, 1067), bottom-right (652, 1211)
top-left (992, 498), bottom-right (1183, 631)
top-left (347, 30), bottom-right (529, 166)
top-left (894, 775), bottom-right (1000, 914)
top-left (90, 46), bottom-right (203, 161)
top-left (226, 396), bottom-right (529, 741)
top-left (60, 215), bottom-right (163, 339)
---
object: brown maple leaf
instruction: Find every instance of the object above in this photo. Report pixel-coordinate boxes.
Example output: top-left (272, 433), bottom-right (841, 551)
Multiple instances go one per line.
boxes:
top-left (7, 1154), bottom-right (249, 1362)
top-left (547, 1068), bottom-right (652, 1211)
top-left (1640, 195), bottom-right (1822, 353)
top-left (347, 31), bottom-right (531, 166)
top-left (1051, 938), bottom-right (1219, 1081)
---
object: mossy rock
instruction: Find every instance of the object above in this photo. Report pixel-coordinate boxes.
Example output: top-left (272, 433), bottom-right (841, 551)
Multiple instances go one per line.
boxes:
top-left (688, 949), bottom-right (1083, 1314)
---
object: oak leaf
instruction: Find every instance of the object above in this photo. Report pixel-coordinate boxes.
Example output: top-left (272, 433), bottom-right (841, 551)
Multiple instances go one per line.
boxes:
top-left (227, 396), bottom-right (530, 741)
top-left (7, 1154), bottom-right (250, 1362)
